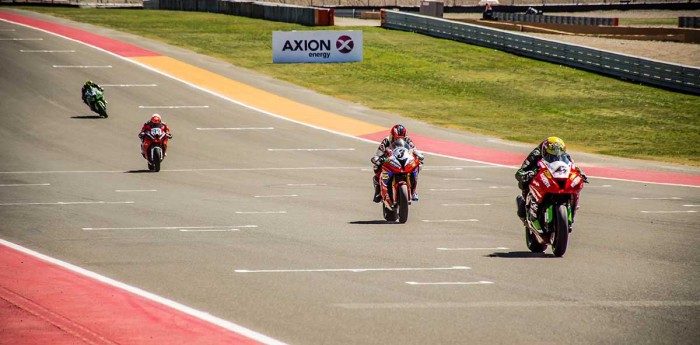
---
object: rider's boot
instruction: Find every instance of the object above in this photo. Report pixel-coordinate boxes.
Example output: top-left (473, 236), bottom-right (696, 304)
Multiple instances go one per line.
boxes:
top-left (372, 176), bottom-right (381, 203)
top-left (516, 195), bottom-right (526, 223)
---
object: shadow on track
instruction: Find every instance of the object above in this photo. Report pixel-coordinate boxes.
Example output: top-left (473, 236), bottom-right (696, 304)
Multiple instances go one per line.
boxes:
top-left (349, 220), bottom-right (400, 225)
top-left (486, 251), bottom-right (553, 259)
top-left (125, 169), bottom-right (153, 173)
top-left (71, 115), bottom-right (104, 119)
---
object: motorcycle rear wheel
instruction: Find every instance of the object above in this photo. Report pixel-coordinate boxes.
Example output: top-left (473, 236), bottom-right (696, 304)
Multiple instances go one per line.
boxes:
top-left (383, 202), bottom-right (397, 222)
top-left (525, 227), bottom-right (546, 253)
top-left (552, 204), bottom-right (569, 257)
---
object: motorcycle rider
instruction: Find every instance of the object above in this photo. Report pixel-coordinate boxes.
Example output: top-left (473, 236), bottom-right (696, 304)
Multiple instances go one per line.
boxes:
top-left (81, 80), bottom-right (103, 108)
top-left (138, 114), bottom-right (173, 157)
top-left (515, 136), bottom-right (587, 229)
top-left (371, 124), bottom-right (424, 203)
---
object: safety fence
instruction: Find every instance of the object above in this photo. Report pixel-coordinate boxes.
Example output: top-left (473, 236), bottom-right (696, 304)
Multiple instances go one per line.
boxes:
top-left (679, 16), bottom-right (700, 28)
top-left (146, 0), bottom-right (333, 25)
top-left (381, 10), bottom-right (700, 95)
top-left (493, 13), bottom-right (618, 26)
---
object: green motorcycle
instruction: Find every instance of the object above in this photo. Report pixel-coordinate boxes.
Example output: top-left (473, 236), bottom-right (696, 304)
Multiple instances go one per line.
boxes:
top-left (85, 86), bottom-right (108, 118)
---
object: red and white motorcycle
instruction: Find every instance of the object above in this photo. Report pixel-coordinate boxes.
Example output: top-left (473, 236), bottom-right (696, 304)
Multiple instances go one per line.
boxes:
top-left (379, 139), bottom-right (421, 223)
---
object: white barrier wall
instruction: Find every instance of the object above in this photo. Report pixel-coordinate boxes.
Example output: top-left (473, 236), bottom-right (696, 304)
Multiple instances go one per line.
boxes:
top-left (272, 30), bottom-right (363, 63)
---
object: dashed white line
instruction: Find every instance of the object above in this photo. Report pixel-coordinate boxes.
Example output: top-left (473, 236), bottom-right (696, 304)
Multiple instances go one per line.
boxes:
top-left (406, 281), bottom-right (494, 286)
top-left (437, 247), bottom-right (508, 251)
top-left (441, 203), bottom-right (491, 207)
top-left (1, 201), bottom-right (133, 206)
top-left (197, 127), bottom-right (274, 131)
top-left (139, 105), bottom-right (209, 109)
top-left (20, 49), bottom-right (75, 53)
top-left (683, 205), bottom-right (700, 207)
top-left (235, 211), bottom-right (287, 214)
top-left (53, 65), bottom-right (112, 68)
top-left (286, 183), bottom-right (327, 186)
top-left (82, 225), bottom-right (257, 231)
top-left (488, 186), bottom-right (512, 189)
top-left (0, 183), bottom-right (50, 187)
top-left (428, 188), bottom-right (471, 191)
top-left (235, 266), bottom-right (471, 273)
top-left (632, 197), bottom-right (681, 200)
top-left (422, 219), bottom-right (479, 223)
top-left (0, 29), bottom-right (16, 31)
top-left (443, 178), bottom-right (482, 181)
top-left (101, 84), bottom-right (157, 87)
top-left (115, 189), bottom-right (157, 192)
top-left (641, 210), bottom-right (697, 214)
top-left (0, 37), bottom-right (42, 40)
top-left (267, 148), bottom-right (355, 152)
top-left (179, 229), bottom-right (240, 232)
top-left (253, 195), bottom-right (298, 198)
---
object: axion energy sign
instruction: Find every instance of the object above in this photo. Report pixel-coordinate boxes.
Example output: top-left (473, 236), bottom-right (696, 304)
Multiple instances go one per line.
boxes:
top-left (272, 30), bottom-right (363, 63)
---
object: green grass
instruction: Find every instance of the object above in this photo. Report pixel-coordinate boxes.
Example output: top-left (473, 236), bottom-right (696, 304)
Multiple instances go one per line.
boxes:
top-left (618, 18), bottom-right (679, 26)
top-left (21, 8), bottom-right (700, 165)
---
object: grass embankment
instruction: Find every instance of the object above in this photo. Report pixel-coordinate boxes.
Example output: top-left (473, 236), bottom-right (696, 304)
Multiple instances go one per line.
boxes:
top-left (22, 8), bottom-right (700, 165)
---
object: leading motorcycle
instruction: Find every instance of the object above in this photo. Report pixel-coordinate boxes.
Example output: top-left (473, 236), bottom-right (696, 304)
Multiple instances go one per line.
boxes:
top-left (380, 139), bottom-right (420, 223)
top-left (85, 86), bottom-right (108, 118)
top-left (140, 127), bottom-right (170, 172)
top-left (522, 155), bottom-right (585, 257)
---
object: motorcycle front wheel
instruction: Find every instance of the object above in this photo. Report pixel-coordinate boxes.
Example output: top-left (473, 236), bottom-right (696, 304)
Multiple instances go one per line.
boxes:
top-left (552, 204), bottom-right (569, 257)
top-left (151, 147), bottom-right (162, 172)
top-left (398, 184), bottom-right (409, 224)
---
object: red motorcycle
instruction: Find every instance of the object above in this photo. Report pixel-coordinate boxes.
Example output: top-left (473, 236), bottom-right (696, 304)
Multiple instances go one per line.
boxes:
top-left (380, 139), bottom-right (420, 223)
top-left (523, 155), bottom-right (585, 257)
top-left (141, 127), bottom-right (170, 172)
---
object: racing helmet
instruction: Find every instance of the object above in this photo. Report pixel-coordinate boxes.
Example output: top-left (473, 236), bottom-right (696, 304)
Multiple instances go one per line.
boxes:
top-left (389, 124), bottom-right (407, 144)
top-left (85, 80), bottom-right (93, 87)
top-left (541, 136), bottom-right (566, 159)
top-left (150, 114), bottom-right (162, 124)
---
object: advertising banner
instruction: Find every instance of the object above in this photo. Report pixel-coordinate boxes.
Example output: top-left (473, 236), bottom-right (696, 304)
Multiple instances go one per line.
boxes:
top-left (272, 30), bottom-right (363, 64)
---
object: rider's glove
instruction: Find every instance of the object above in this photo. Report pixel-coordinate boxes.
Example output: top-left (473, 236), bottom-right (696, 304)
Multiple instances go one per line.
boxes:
top-left (371, 156), bottom-right (381, 166)
top-left (524, 170), bottom-right (536, 182)
top-left (167, 133), bottom-right (173, 139)
top-left (416, 152), bottom-right (425, 162)
top-left (582, 173), bottom-right (589, 183)
top-left (138, 132), bottom-right (145, 139)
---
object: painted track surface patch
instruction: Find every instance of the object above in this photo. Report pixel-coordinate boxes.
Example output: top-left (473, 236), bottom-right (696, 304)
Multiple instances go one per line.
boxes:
top-left (0, 241), bottom-right (271, 345)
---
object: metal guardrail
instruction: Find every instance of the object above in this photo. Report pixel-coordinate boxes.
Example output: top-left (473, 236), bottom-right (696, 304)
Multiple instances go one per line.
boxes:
top-left (679, 16), bottom-right (700, 28)
top-left (381, 10), bottom-right (700, 95)
top-left (493, 13), bottom-right (618, 26)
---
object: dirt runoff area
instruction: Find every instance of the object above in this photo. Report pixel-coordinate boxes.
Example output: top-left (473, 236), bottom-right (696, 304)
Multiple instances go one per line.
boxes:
top-left (337, 10), bottom-right (700, 67)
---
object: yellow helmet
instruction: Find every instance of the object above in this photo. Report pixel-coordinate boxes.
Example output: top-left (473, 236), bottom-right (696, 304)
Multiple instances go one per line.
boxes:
top-left (542, 137), bottom-right (566, 156)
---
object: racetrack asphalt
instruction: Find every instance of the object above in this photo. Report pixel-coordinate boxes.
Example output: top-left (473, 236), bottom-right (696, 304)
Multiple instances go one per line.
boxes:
top-left (1, 8), bottom-right (699, 345)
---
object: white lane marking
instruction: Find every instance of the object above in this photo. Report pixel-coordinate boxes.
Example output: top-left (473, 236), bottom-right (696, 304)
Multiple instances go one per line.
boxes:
top-left (422, 219), bottom-right (479, 223)
top-left (488, 186), bottom-right (512, 189)
top-left (235, 266), bottom-right (471, 273)
top-left (443, 178), bottom-right (482, 181)
top-left (4, 17), bottom-right (694, 189)
top-left (253, 195), bottom-right (298, 198)
top-left (53, 65), bottom-right (112, 68)
top-left (115, 189), bottom-right (157, 192)
top-left (406, 281), bottom-right (494, 286)
top-left (235, 211), bottom-right (287, 214)
top-left (632, 197), bottom-right (681, 200)
top-left (20, 49), bottom-right (75, 53)
top-left (83, 225), bottom-right (257, 231)
top-left (0, 201), bottom-right (133, 206)
top-left (139, 105), bottom-right (209, 109)
top-left (101, 84), bottom-right (157, 87)
top-left (428, 188), bottom-right (471, 191)
top-left (334, 300), bottom-right (700, 309)
top-left (0, 29), bottom-right (16, 31)
top-left (267, 148), bottom-right (355, 151)
top-left (0, 166), bottom-right (364, 175)
top-left (179, 229), bottom-right (240, 232)
top-left (0, 37), bottom-right (42, 40)
top-left (683, 205), bottom-right (700, 207)
top-left (0, 240), bottom-right (287, 345)
top-left (422, 167), bottom-right (464, 171)
top-left (197, 127), bottom-right (274, 130)
top-left (286, 183), bottom-right (327, 186)
top-left (641, 210), bottom-right (697, 214)
top-left (0, 183), bottom-right (50, 187)
top-left (441, 203), bottom-right (491, 206)
top-left (587, 184), bottom-right (612, 188)
top-left (437, 247), bottom-right (508, 251)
